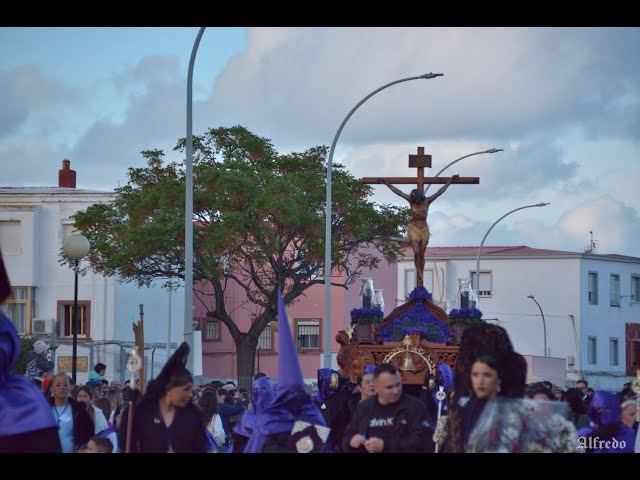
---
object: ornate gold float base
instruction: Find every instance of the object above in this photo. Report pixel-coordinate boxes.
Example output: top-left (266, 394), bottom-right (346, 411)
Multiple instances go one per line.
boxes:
top-left (336, 330), bottom-right (458, 385)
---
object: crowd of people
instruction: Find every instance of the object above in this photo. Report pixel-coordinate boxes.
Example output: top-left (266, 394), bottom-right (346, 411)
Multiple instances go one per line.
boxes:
top-left (2, 251), bottom-right (639, 453)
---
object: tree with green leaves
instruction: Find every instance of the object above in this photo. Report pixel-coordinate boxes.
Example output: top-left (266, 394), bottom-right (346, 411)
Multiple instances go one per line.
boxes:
top-left (72, 126), bottom-right (408, 388)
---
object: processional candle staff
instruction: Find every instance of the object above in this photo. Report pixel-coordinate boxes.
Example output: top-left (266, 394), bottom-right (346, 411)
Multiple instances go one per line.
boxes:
top-left (434, 386), bottom-right (446, 453)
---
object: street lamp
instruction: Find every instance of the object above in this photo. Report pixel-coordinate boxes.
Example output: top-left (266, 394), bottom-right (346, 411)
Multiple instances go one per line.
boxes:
top-left (184, 27), bottom-right (206, 374)
top-left (423, 148), bottom-right (503, 194)
top-left (323, 72), bottom-right (443, 368)
top-left (474, 203), bottom-right (550, 294)
top-left (63, 233), bottom-right (90, 384)
top-left (527, 295), bottom-right (548, 357)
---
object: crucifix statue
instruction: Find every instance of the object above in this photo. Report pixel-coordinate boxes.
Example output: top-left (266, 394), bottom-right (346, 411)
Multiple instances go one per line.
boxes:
top-left (362, 147), bottom-right (479, 288)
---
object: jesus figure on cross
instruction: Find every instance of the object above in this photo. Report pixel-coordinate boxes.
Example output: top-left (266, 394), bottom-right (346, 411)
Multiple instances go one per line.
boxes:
top-left (382, 176), bottom-right (458, 288)
top-left (362, 147), bottom-right (478, 288)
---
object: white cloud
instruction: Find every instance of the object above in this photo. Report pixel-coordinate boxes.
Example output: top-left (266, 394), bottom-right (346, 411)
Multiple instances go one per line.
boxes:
top-left (205, 27), bottom-right (640, 146)
top-left (556, 195), bottom-right (640, 254)
top-left (0, 65), bottom-right (72, 137)
top-left (426, 195), bottom-right (640, 257)
top-left (1, 27), bottom-right (638, 260)
top-left (0, 138), bottom-right (67, 186)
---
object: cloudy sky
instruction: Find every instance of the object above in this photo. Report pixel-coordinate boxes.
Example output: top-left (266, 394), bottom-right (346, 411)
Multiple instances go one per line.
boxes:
top-left (2, 27), bottom-right (639, 257)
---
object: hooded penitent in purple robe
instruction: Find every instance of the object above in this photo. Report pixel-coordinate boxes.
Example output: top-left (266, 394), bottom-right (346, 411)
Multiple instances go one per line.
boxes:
top-left (577, 390), bottom-right (635, 453)
top-left (233, 376), bottom-right (276, 439)
top-left (244, 289), bottom-right (327, 453)
top-left (0, 253), bottom-right (60, 452)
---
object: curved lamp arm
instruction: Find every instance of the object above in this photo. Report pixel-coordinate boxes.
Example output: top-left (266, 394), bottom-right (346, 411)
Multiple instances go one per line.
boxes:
top-left (474, 202), bottom-right (550, 293)
top-left (323, 72), bottom-right (443, 368)
top-left (424, 148), bottom-right (503, 194)
top-left (527, 295), bottom-right (548, 357)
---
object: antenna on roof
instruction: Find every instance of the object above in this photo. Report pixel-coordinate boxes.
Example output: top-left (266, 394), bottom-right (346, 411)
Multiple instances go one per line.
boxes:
top-left (584, 230), bottom-right (599, 254)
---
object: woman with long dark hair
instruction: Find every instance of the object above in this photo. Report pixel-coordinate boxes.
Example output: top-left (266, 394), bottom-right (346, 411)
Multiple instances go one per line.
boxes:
top-left (560, 387), bottom-right (591, 430)
top-left (439, 324), bottom-right (515, 452)
top-left (119, 342), bottom-right (207, 453)
top-left (199, 388), bottom-right (225, 450)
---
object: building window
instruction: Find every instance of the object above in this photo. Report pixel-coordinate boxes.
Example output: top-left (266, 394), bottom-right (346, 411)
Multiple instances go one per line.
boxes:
top-left (258, 326), bottom-right (273, 350)
top-left (588, 336), bottom-right (597, 365)
top-left (632, 275), bottom-right (640, 303)
top-left (296, 320), bottom-right (320, 351)
top-left (632, 341), bottom-right (640, 375)
top-left (203, 317), bottom-right (221, 341)
top-left (2, 286), bottom-right (35, 334)
top-left (471, 271), bottom-right (492, 297)
top-left (588, 272), bottom-right (598, 304)
top-left (610, 274), bottom-right (620, 306)
top-left (609, 338), bottom-right (619, 366)
top-left (404, 269), bottom-right (416, 299)
top-left (0, 220), bottom-right (22, 254)
top-left (57, 301), bottom-right (91, 337)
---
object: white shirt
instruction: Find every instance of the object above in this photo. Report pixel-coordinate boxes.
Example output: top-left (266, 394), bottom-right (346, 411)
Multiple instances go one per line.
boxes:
top-left (93, 408), bottom-right (109, 434)
top-left (207, 413), bottom-right (225, 447)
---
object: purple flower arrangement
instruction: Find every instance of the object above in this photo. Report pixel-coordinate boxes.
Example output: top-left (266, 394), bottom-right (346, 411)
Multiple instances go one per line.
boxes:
top-left (448, 307), bottom-right (484, 325)
top-left (350, 307), bottom-right (384, 326)
top-left (408, 286), bottom-right (433, 302)
top-left (379, 303), bottom-right (450, 343)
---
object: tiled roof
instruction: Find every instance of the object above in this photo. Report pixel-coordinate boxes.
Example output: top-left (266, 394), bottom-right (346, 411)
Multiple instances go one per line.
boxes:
top-left (403, 245), bottom-right (640, 260)
top-left (422, 245), bottom-right (577, 256)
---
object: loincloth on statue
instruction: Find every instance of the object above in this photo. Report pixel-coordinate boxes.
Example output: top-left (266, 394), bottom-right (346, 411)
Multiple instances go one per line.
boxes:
top-left (408, 223), bottom-right (430, 242)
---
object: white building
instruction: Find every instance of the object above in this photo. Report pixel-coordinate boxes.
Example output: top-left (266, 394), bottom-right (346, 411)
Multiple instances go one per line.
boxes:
top-left (393, 246), bottom-right (640, 391)
top-left (0, 160), bottom-right (183, 384)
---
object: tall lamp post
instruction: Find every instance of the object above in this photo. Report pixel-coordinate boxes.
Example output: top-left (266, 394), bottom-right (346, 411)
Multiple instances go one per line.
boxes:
top-left (63, 233), bottom-right (90, 384)
top-left (323, 72), bottom-right (443, 368)
top-left (184, 27), bottom-right (206, 373)
top-left (527, 295), bottom-right (548, 357)
top-left (474, 203), bottom-right (550, 293)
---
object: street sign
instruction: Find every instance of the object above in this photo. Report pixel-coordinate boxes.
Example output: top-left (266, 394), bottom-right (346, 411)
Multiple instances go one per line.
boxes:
top-left (57, 355), bottom-right (88, 373)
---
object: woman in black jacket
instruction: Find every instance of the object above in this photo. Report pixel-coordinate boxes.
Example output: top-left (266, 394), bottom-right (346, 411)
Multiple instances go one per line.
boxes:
top-left (119, 343), bottom-right (207, 453)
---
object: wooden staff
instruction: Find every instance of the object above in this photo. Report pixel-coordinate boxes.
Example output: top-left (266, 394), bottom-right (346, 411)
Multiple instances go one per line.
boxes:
top-left (133, 304), bottom-right (146, 393)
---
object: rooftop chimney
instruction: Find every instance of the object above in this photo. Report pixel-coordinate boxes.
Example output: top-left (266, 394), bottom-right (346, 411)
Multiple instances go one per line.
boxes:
top-left (58, 159), bottom-right (76, 188)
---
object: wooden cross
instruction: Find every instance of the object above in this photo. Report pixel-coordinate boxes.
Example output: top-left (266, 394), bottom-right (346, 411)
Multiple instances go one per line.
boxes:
top-left (361, 146), bottom-right (479, 192)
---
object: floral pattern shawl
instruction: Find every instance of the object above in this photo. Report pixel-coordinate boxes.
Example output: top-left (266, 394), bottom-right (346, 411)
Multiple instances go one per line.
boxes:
top-left (466, 397), bottom-right (581, 453)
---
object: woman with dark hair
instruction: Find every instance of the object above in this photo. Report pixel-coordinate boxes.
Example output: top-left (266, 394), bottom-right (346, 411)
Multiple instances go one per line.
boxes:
top-left (525, 383), bottom-right (556, 401)
top-left (439, 324), bottom-right (515, 453)
top-left (74, 385), bottom-right (109, 433)
top-left (119, 342), bottom-right (208, 453)
top-left (461, 354), bottom-right (579, 453)
top-left (348, 370), bottom-right (376, 416)
top-left (199, 388), bottom-right (225, 451)
top-left (560, 388), bottom-right (591, 430)
top-left (455, 354), bottom-right (501, 449)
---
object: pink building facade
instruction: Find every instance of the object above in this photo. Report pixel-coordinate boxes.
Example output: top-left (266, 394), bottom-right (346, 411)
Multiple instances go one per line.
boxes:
top-left (194, 246), bottom-right (400, 382)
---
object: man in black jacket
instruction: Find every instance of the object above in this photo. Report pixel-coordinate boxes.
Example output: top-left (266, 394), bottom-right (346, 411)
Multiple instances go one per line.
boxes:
top-left (342, 363), bottom-right (434, 453)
